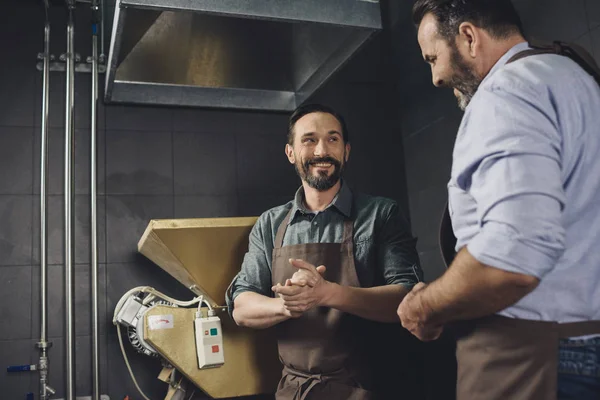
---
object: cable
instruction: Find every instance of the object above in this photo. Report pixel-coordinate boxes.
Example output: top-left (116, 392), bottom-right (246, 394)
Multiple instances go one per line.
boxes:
top-left (117, 324), bottom-right (153, 400)
top-left (113, 286), bottom-right (211, 325)
top-left (143, 288), bottom-right (204, 308)
top-left (114, 287), bottom-right (214, 400)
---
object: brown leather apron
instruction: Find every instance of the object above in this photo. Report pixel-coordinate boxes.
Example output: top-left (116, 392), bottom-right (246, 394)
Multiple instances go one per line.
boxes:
top-left (271, 208), bottom-right (374, 400)
top-left (454, 315), bottom-right (600, 400)
top-left (439, 206), bottom-right (600, 400)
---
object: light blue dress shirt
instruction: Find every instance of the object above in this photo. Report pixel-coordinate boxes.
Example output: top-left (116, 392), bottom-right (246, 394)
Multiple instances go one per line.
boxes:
top-left (449, 42), bottom-right (600, 323)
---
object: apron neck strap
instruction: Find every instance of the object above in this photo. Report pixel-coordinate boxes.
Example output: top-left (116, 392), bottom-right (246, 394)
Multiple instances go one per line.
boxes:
top-left (274, 208), bottom-right (294, 249)
top-left (342, 219), bottom-right (353, 244)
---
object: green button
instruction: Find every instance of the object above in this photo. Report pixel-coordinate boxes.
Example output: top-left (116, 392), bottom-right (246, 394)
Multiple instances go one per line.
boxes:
top-left (210, 328), bottom-right (218, 336)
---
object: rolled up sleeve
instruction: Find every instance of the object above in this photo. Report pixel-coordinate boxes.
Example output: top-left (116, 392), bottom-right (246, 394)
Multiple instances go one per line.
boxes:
top-left (377, 202), bottom-right (423, 287)
top-left (225, 217), bottom-right (273, 315)
top-left (462, 84), bottom-right (566, 278)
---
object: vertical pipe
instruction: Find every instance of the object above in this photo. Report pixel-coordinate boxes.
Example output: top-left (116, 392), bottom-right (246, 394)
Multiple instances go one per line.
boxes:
top-left (99, 0), bottom-right (105, 59)
top-left (91, 9), bottom-right (100, 400)
top-left (40, 20), bottom-right (50, 357)
top-left (64, 7), bottom-right (76, 400)
top-left (39, 20), bottom-right (51, 400)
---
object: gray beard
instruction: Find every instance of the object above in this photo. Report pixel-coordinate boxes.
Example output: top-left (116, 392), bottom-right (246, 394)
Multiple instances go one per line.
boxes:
top-left (449, 46), bottom-right (481, 111)
top-left (456, 90), bottom-right (473, 111)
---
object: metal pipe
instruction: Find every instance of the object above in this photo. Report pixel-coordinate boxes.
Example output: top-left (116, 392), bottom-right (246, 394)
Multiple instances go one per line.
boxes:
top-left (100, 0), bottom-right (105, 59)
top-left (90, 6), bottom-right (100, 399)
top-left (64, 7), bottom-right (76, 400)
top-left (37, 19), bottom-right (54, 400)
top-left (40, 19), bottom-right (50, 359)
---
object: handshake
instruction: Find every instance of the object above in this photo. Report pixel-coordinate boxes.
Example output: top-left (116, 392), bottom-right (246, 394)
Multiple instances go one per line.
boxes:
top-left (272, 258), bottom-right (330, 318)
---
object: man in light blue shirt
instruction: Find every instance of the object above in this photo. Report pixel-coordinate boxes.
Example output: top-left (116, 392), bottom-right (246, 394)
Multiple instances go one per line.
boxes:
top-left (397, 0), bottom-right (600, 399)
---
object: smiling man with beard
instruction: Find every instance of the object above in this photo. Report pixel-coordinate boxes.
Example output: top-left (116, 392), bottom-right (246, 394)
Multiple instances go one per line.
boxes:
top-left (397, 1), bottom-right (600, 399)
top-left (226, 103), bottom-right (422, 400)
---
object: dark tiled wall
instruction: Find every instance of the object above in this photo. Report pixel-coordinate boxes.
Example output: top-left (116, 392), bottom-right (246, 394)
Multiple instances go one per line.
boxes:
top-left (1, 2), bottom-right (411, 399)
top-left (389, 1), bottom-right (600, 399)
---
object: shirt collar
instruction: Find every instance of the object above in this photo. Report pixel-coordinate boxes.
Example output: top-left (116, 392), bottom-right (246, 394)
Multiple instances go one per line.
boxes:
top-left (290, 181), bottom-right (353, 223)
top-left (480, 41), bottom-right (530, 87)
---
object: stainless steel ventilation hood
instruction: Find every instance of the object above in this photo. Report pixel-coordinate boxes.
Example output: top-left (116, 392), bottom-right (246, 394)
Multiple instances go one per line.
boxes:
top-left (104, 0), bottom-right (382, 111)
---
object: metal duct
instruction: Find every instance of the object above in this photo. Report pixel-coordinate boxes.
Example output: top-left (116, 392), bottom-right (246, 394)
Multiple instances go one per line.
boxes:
top-left (105, 0), bottom-right (381, 111)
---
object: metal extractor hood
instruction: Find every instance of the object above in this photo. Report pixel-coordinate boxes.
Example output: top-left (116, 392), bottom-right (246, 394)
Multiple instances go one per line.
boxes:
top-left (104, 0), bottom-right (382, 111)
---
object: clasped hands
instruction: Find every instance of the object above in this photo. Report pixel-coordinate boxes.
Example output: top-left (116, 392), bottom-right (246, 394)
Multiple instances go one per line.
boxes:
top-left (271, 259), bottom-right (329, 319)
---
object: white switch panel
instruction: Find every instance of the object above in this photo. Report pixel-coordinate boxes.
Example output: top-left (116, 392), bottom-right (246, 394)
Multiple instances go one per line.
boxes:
top-left (194, 316), bottom-right (225, 369)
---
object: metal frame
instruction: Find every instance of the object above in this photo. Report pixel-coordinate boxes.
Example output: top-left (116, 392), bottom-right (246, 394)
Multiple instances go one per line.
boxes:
top-left (119, 0), bottom-right (381, 28)
top-left (110, 81), bottom-right (297, 111)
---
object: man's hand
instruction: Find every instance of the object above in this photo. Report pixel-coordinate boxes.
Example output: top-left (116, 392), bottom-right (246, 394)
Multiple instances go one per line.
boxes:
top-left (272, 279), bottom-right (303, 319)
top-left (289, 259), bottom-right (327, 287)
top-left (397, 282), bottom-right (443, 341)
top-left (272, 259), bottom-right (331, 314)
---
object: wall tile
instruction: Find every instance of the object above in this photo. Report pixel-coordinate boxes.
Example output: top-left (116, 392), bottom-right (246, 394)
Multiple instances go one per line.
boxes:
top-left (0, 65), bottom-right (35, 128)
top-left (0, 339), bottom-right (36, 398)
top-left (106, 130), bottom-right (173, 195)
top-left (174, 196), bottom-right (238, 218)
top-left (591, 25), bottom-right (600, 62)
top-left (409, 185), bottom-right (449, 253)
top-left (106, 196), bottom-right (173, 263)
top-left (0, 127), bottom-right (34, 194)
top-left (0, 266), bottom-right (32, 340)
top-left (236, 133), bottom-right (299, 196)
top-left (173, 132), bottom-right (237, 195)
top-left (105, 105), bottom-right (172, 132)
top-left (403, 115), bottom-right (459, 194)
top-left (574, 32), bottom-right (595, 58)
top-left (520, 0), bottom-right (588, 41)
top-left (586, 0), bottom-right (600, 29)
top-left (0, 3), bottom-right (42, 62)
top-left (418, 248), bottom-right (447, 283)
top-left (0, 195), bottom-right (33, 266)
top-left (172, 108), bottom-right (287, 136)
top-left (400, 87), bottom-right (459, 137)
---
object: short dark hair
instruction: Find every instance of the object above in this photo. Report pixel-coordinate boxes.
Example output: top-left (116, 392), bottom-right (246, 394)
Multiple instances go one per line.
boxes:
top-left (412, 0), bottom-right (524, 42)
top-left (288, 103), bottom-right (349, 145)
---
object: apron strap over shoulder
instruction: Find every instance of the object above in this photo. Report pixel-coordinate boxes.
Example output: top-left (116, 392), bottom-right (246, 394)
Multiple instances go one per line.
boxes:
top-left (275, 208), bottom-right (295, 249)
top-left (507, 40), bottom-right (600, 86)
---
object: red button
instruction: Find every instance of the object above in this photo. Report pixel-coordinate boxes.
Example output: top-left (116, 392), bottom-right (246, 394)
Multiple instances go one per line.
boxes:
top-left (212, 345), bottom-right (219, 353)
top-left (204, 330), bottom-right (209, 336)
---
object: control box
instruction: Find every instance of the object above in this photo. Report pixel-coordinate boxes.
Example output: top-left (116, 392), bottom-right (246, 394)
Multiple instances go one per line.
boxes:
top-left (194, 315), bottom-right (225, 369)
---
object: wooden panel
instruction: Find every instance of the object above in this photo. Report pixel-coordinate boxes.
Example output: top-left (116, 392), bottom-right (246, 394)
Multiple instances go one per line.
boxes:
top-left (145, 306), bottom-right (281, 398)
top-left (137, 217), bottom-right (258, 306)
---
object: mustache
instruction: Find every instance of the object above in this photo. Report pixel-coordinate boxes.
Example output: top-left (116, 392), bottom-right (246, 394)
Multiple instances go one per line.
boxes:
top-left (304, 156), bottom-right (341, 168)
